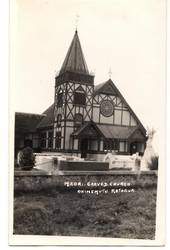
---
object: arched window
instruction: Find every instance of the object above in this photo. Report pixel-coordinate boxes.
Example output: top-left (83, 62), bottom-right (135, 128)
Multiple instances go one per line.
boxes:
top-left (57, 114), bottom-right (62, 127)
top-left (73, 88), bottom-right (86, 106)
top-left (57, 90), bottom-right (63, 107)
top-left (74, 113), bottom-right (83, 127)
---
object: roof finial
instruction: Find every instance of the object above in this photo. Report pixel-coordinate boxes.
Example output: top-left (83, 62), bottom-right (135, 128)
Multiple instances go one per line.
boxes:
top-left (108, 68), bottom-right (112, 79)
top-left (75, 14), bottom-right (79, 32)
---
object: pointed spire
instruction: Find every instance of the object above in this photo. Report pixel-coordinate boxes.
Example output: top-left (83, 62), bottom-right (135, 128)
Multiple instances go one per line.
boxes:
top-left (59, 31), bottom-right (89, 75)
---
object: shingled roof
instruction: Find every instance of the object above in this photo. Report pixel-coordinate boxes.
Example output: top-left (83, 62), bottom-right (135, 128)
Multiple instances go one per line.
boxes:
top-left (15, 112), bottom-right (44, 135)
top-left (94, 79), bottom-right (117, 96)
top-left (96, 124), bottom-right (138, 139)
top-left (36, 103), bottom-right (54, 129)
top-left (72, 121), bottom-right (105, 138)
top-left (59, 30), bottom-right (89, 75)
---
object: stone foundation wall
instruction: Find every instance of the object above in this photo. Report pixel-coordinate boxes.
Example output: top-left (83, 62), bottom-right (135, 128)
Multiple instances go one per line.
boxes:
top-left (14, 170), bottom-right (157, 193)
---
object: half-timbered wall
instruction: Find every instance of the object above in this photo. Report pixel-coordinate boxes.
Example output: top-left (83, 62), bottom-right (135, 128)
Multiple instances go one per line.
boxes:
top-left (53, 82), bottom-right (66, 150)
top-left (54, 81), bottom-right (94, 151)
top-left (93, 93), bottom-right (137, 126)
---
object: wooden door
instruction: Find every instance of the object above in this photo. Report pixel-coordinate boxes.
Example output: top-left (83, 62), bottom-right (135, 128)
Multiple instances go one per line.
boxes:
top-left (80, 138), bottom-right (88, 158)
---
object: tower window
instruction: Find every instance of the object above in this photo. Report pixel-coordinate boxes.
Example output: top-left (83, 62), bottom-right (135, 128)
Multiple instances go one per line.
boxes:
top-left (73, 91), bottom-right (86, 106)
top-left (57, 90), bottom-right (63, 107)
top-left (74, 113), bottom-right (83, 127)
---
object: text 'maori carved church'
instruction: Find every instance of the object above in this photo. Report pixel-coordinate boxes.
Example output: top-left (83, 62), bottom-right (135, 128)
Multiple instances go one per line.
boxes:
top-left (15, 30), bottom-right (147, 159)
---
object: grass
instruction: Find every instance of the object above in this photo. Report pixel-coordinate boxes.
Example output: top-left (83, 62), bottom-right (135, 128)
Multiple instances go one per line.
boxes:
top-left (14, 185), bottom-right (157, 239)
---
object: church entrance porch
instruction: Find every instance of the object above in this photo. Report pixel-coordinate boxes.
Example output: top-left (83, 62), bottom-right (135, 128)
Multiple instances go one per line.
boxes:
top-left (71, 121), bottom-right (105, 159)
top-left (79, 138), bottom-right (100, 158)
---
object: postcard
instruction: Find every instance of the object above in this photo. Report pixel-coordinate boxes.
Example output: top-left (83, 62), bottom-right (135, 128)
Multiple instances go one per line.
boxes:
top-left (9, 0), bottom-right (166, 246)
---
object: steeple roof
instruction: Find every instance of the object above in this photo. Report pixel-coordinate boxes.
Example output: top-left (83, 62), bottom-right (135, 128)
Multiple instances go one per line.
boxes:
top-left (59, 30), bottom-right (89, 75)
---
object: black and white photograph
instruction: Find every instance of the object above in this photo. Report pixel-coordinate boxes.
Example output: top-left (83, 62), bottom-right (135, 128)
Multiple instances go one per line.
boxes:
top-left (9, 0), bottom-right (166, 246)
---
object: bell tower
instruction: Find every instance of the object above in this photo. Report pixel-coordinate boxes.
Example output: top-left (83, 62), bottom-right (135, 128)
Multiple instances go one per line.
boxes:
top-left (53, 30), bottom-right (94, 152)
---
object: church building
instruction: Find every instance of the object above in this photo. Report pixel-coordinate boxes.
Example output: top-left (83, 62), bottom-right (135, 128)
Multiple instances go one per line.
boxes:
top-left (15, 30), bottom-right (147, 159)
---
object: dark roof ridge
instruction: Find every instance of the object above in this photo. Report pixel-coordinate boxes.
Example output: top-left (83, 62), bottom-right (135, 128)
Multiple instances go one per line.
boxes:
top-left (36, 103), bottom-right (55, 129)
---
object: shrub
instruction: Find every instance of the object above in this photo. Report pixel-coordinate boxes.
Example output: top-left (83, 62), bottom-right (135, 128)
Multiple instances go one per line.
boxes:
top-left (148, 156), bottom-right (159, 170)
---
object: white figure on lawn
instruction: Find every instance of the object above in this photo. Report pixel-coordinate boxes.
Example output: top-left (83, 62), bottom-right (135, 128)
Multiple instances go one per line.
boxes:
top-left (103, 150), bottom-right (141, 170)
top-left (103, 150), bottom-right (117, 169)
top-left (141, 127), bottom-right (157, 170)
top-left (130, 152), bottom-right (141, 171)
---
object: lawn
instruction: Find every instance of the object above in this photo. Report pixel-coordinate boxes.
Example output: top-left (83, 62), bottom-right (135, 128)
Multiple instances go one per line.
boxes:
top-left (14, 185), bottom-right (157, 239)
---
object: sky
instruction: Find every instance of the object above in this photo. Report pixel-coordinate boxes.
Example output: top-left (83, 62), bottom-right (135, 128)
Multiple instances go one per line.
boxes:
top-left (11, 0), bottom-right (166, 153)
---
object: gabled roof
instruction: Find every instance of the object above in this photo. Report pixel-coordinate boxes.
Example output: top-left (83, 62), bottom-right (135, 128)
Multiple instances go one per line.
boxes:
top-left (94, 79), bottom-right (146, 134)
top-left (36, 104), bottom-right (54, 129)
top-left (96, 124), bottom-right (141, 139)
top-left (72, 121), bottom-right (105, 138)
top-left (15, 112), bottom-right (44, 135)
top-left (59, 30), bottom-right (89, 75)
top-left (94, 80), bottom-right (117, 96)
top-left (72, 122), bottom-right (146, 140)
